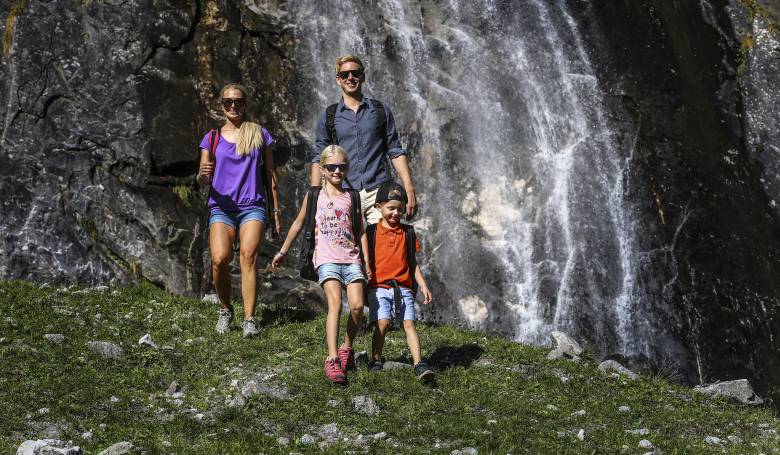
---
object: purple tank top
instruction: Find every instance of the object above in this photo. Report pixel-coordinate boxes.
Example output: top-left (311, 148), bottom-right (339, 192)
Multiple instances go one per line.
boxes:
top-left (199, 127), bottom-right (274, 212)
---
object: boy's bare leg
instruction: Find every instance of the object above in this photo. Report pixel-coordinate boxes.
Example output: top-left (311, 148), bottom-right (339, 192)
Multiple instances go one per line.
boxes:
top-left (323, 280), bottom-right (343, 359)
top-left (343, 281), bottom-right (365, 349)
top-left (371, 319), bottom-right (392, 360)
top-left (402, 320), bottom-right (423, 365)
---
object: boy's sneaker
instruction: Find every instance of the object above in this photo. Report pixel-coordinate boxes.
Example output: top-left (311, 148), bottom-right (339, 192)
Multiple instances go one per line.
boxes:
top-left (214, 308), bottom-right (233, 334)
top-left (324, 357), bottom-right (346, 384)
top-left (368, 359), bottom-right (384, 372)
top-left (338, 346), bottom-right (356, 372)
top-left (413, 360), bottom-right (435, 383)
top-left (241, 317), bottom-right (260, 338)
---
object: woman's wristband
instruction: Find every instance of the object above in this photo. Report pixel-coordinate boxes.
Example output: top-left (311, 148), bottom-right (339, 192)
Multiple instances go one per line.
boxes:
top-left (276, 250), bottom-right (287, 256)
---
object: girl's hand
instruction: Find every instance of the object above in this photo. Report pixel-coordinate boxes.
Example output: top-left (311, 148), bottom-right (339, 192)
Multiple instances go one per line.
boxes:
top-left (420, 286), bottom-right (433, 305)
top-left (271, 251), bottom-right (286, 268)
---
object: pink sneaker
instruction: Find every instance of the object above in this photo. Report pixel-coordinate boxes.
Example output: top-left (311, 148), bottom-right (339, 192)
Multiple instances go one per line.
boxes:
top-left (338, 346), bottom-right (356, 372)
top-left (324, 357), bottom-right (346, 384)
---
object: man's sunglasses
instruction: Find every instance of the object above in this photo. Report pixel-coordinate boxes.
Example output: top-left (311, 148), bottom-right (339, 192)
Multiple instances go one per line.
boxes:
top-left (222, 98), bottom-right (246, 108)
top-left (336, 69), bottom-right (364, 79)
top-left (322, 163), bottom-right (349, 173)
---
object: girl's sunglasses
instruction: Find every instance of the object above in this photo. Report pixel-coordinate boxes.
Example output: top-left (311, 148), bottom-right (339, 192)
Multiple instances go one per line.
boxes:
top-left (336, 69), bottom-right (364, 79)
top-left (322, 163), bottom-right (349, 173)
top-left (222, 98), bottom-right (246, 108)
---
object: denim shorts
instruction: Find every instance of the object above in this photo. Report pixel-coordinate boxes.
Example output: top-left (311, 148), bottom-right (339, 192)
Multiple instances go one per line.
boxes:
top-left (369, 286), bottom-right (416, 322)
top-left (209, 206), bottom-right (267, 230)
top-left (317, 263), bottom-right (366, 287)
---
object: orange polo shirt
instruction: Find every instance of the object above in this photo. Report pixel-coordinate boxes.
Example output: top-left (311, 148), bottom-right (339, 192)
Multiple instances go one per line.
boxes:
top-left (369, 222), bottom-right (421, 289)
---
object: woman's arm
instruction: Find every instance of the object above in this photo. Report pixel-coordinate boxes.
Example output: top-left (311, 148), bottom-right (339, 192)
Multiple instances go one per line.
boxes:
top-left (197, 148), bottom-right (214, 186)
top-left (272, 192), bottom-right (309, 268)
top-left (262, 143), bottom-right (281, 234)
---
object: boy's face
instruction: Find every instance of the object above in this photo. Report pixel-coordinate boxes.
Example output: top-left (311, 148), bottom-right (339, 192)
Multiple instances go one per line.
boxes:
top-left (377, 200), bottom-right (405, 226)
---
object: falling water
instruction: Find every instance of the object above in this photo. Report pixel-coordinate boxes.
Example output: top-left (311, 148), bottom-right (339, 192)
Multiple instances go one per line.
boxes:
top-left (287, 0), bottom-right (648, 357)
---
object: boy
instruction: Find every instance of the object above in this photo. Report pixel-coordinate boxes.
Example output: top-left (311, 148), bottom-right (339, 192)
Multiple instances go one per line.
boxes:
top-left (366, 181), bottom-right (434, 382)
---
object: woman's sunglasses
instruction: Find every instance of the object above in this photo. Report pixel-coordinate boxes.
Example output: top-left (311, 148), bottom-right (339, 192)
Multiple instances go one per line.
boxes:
top-left (336, 69), bottom-right (364, 79)
top-left (322, 163), bottom-right (349, 173)
top-left (222, 98), bottom-right (246, 108)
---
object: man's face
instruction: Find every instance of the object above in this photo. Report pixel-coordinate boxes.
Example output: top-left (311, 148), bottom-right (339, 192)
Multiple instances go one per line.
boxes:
top-left (336, 61), bottom-right (364, 96)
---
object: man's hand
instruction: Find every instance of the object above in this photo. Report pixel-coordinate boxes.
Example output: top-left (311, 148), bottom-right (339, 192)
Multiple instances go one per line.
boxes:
top-left (405, 187), bottom-right (417, 220)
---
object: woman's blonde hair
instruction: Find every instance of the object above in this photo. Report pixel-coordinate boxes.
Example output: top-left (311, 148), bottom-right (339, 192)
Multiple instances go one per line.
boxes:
top-left (220, 83), bottom-right (264, 157)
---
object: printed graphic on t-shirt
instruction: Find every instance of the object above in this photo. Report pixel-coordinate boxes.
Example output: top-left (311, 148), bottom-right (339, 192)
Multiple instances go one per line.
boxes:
top-left (317, 205), bottom-right (353, 248)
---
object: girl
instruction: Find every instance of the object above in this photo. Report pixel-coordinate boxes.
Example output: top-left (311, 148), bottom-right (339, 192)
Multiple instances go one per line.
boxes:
top-left (196, 83), bottom-right (281, 338)
top-left (272, 145), bottom-right (370, 384)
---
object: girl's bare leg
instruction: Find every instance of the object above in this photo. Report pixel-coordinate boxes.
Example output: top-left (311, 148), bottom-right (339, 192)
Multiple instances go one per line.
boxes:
top-left (322, 280), bottom-right (343, 359)
top-left (343, 281), bottom-right (365, 349)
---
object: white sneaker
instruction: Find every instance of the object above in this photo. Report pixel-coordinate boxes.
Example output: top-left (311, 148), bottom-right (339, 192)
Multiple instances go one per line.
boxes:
top-left (214, 308), bottom-right (233, 334)
top-left (241, 317), bottom-right (260, 338)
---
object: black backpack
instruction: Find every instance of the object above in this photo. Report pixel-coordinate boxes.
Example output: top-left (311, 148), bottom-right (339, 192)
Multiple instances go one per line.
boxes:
top-left (298, 186), bottom-right (364, 281)
top-left (325, 99), bottom-right (392, 182)
top-left (365, 223), bottom-right (418, 292)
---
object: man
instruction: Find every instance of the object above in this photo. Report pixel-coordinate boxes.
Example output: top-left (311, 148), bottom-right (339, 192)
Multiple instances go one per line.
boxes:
top-left (312, 54), bottom-right (417, 224)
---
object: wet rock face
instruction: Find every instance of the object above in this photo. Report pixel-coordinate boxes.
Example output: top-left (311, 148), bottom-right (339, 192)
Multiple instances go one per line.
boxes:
top-left (574, 0), bottom-right (780, 402)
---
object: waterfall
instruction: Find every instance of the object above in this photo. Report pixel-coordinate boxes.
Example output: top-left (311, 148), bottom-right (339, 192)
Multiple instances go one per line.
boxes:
top-left (287, 0), bottom-right (647, 357)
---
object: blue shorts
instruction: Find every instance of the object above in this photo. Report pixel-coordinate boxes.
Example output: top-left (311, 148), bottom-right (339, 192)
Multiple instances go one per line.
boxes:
top-left (317, 263), bottom-right (366, 287)
top-left (209, 207), bottom-right (267, 230)
top-left (369, 286), bottom-right (416, 322)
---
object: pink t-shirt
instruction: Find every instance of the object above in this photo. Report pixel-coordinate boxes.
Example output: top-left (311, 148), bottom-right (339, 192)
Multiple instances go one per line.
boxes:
top-left (313, 189), bottom-right (361, 269)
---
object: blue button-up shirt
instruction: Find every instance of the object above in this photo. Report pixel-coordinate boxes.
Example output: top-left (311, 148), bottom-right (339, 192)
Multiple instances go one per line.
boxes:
top-left (313, 96), bottom-right (406, 190)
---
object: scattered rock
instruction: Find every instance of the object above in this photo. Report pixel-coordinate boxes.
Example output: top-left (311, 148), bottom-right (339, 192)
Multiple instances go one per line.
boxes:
top-left (240, 376), bottom-right (289, 400)
top-left (41, 423), bottom-right (61, 439)
top-left (299, 434), bottom-right (316, 445)
top-left (96, 441), bottom-right (134, 455)
top-left (570, 409), bottom-right (586, 417)
top-left (627, 428), bottom-right (650, 435)
top-left (37, 408), bottom-right (50, 415)
top-left (546, 331), bottom-right (583, 360)
top-left (727, 435), bottom-right (743, 444)
top-left (638, 439), bottom-right (654, 449)
top-left (165, 381), bottom-right (180, 395)
top-left (473, 357), bottom-right (494, 367)
top-left (487, 419), bottom-right (497, 425)
top-left (352, 396), bottom-right (379, 416)
top-left (372, 431), bottom-right (387, 440)
top-left (277, 436), bottom-right (289, 446)
top-left (202, 294), bottom-right (219, 305)
top-left (597, 360), bottom-right (638, 380)
top-left (86, 341), bottom-right (125, 360)
top-left (81, 432), bottom-right (93, 441)
top-left (546, 404), bottom-right (559, 411)
top-left (618, 406), bottom-right (631, 413)
top-left (327, 399), bottom-right (339, 407)
top-left (16, 439), bottom-right (82, 455)
top-left (451, 448), bottom-right (477, 455)
top-left (694, 379), bottom-right (764, 405)
top-left (383, 361), bottom-right (412, 370)
top-left (110, 396), bottom-right (120, 403)
top-left (138, 334), bottom-right (158, 349)
top-left (576, 429), bottom-right (585, 441)
top-left (318, 423), bottom-right (341, 441)
top-left (704, 436), bottom-right (723, 445)
top-left (355, 351), bottom-right (368, 365)
top-left (43, 334), bottom-right (65, 344)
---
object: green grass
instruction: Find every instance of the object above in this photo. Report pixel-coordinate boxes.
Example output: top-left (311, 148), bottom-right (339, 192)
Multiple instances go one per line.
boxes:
top-left (1, 280), bottom-right (778, 453)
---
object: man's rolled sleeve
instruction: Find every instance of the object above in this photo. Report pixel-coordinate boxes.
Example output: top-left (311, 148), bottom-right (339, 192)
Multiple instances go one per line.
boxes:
top-left (312, 110), bottom-right (329, 163)
top-left (384, 106), bottom-right (407, 159)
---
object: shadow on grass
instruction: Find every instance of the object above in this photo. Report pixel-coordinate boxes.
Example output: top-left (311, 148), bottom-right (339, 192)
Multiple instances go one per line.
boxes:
top-left (428, 343), bottom-right (484, 371)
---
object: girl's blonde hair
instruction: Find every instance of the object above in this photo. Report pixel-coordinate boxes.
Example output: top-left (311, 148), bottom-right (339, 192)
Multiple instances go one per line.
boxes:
top-left (319, 145), bottom-right (349, 187)
top-left (220, 83), bottom-right (264, 157)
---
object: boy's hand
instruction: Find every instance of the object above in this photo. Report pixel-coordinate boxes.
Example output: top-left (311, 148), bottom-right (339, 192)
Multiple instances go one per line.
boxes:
top-left (271, 252), bottom-right (286, 268)
top-left (420, 286), bottom-right (432, 305)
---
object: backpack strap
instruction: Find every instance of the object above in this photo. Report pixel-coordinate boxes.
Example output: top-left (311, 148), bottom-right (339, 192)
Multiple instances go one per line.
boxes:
top-left (370, 99), bottom-right (393, 182)
top-left (208, 128), bottom-right (219, 163)
top-left (366, 223), bottom-right (377, 271)
top-left (347, 189), bottom-right (364, 261)
top-left (302, 186), bottom-right (321, 255)
top-left (403, 224), bottom-right (418, 292)
top-left (325, 103), bottom-right (339, 145)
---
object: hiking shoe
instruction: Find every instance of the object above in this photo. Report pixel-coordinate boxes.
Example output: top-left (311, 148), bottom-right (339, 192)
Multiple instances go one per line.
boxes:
top-left (338, 346), bottom-right (356, 372)
top-left (324, 357), bottom-right (346, 384)
top-left (414, 360), bottom-right (435, 383)
top-left (214, 308), bottom-right (233, 334)
top-left (368, 359), bottom-right (384, 372)
top-left (241, 317), bottom-right (260, 338)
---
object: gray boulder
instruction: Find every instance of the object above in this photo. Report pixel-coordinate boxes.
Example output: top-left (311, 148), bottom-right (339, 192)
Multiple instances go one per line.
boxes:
top-left (547, 331), bottom-right (583, 360)
top-left (352, 396), bottom-right (380, 416)
top-left (597, 360), bottom-right (638, 380)
top-left (16, 439), bottom-right (81, 455)
top-left (137, 334), bottom-right (158, 349)
top-left (86, 341), bottom-right (124, 360)
top-left (694, 379), bottom-right (764, 405)
top-left (240, 377), bottom-right (289, 401)
top-left (383, 361), bottom-right (412, 370)
top-left (43, 334), bottom-right (65, 344)
top-left (96, 442), bottom-right (135, 455)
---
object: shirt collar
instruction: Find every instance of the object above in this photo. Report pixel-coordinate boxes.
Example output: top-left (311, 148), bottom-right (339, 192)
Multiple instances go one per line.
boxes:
top-left (338, 94), bottom-right (368, 111)
top-left (378, 221), bottom-right (403, 235)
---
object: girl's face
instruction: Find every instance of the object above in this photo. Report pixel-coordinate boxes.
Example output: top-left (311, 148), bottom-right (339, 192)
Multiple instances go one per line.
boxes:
top-left (221, 88), bottom-right (245, 121)
top-left (320, 154), bottom-right (349, 187)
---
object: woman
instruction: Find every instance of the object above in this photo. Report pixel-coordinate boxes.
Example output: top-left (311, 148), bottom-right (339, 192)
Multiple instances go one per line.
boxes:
top-left (196, 83), bottom-right (281, 337)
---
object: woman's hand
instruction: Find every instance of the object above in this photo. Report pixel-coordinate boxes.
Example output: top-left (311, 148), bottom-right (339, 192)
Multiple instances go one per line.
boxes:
top-left (197, 161), bottom-right (215, 186)
top-left (273, 210), bottom-right (282, 236)
top-left (271, 251), bottom-right (286, 268)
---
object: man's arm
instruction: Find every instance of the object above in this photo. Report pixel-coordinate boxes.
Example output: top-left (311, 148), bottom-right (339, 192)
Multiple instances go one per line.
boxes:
top-left (311, 110), bottom-right (329, 186)
top-left (384, 106), bottom-right (417, 219)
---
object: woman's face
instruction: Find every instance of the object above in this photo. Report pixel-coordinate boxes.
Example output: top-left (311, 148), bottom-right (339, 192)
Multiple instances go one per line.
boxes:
top-left (221, 88), bottom-right (245, 121)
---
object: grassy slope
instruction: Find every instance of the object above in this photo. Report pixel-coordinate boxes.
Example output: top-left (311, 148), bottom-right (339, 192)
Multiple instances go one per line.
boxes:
top-left (0, 280), bottom-right (778, 454)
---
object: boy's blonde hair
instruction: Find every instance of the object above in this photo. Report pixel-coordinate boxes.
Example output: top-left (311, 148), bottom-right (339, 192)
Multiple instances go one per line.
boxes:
top-left (219, 83), bottom-right (264, 157)
top-left (334, 54), bottom-right (364, 73)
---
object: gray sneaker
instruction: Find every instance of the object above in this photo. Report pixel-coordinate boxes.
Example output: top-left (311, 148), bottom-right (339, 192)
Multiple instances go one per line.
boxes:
top-left (241, 317), bottom-right (260, 338)
top-left (215, 308), bottom-right (233, 334)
